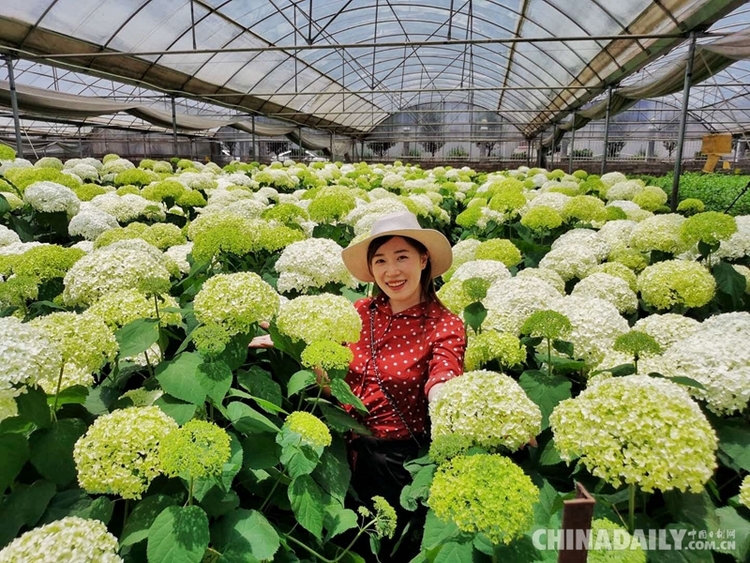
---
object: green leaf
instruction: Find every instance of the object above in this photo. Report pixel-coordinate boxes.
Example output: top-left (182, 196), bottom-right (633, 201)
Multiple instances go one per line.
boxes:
top-left (592, 363), bottom-right (636, 377)
top-left (238, 367), bottom-right (282, 408)
top-left (0, 433), bottom-right (29, 492)
top-left (156, 352), bottom-right (206, 405)
top-left (421, 509), bottom-right (461, 551)
top-left (648, 372), bottom-right (706, 390)
top-left (226, 402), bottom-right (279, 434)
top-left (288, 474), bottom-right (325, 540)
top-left (463, 302), bottom-right (487, 334)
top-left (121, 495), bottom-right (179, 547)
top-left (714, 418), bottom-right (750, 471)
top-left (41, 490), bottom-right (114, 524)
top-left (83, 385), bottom-right (121, 416)
top-left (713, 261), bottom-right (747, 310)
top-left (48, 385), bottom-right (89, 408)
top-left (519, 370), bottom-right (571, 430)
top-left (14, 386), bottom-right (51, 429)
top-left (116, 318), bottom-right (160, 359)
top-left (214, 332), bottom-right (252, 371)
top-left (552, 339), bottom-right (574, 357)
top-left (312, 439), bottom-right (351, 505)
top-left (537, 434), bottom-right (564, 466)
top-left (29, 418), bottom-right (86, 486)
top-left (492, 535), bottom-right (545, 563)
top-left (240, 434), bottom-right (280, 471)
top-left (713, 506), bottom-right (750, 561)
top-left (278, 428), bottom-right (321, 479)
top-left (197, 488), bottom-right (240, 519)
top-left (318, 403), bottom-right (370, 435)
top-left (214, 509), bottom-right (280, 562)
top-left (0, 193), bottom-right (10, 216)
top-left (533, 480), bottom-right (563, 530)
top-left (329, 378), bottom-right (367, 414)
top-left (286, 370), bottom-right (317, 397)
top-left (147, 505), bottom-right (210, 563)
top-left (197, 360), bottom-right (233, 404)
top-left (434, 540), bottom-right (474, 563)
top-left (194, 433), bottom-right (243, 496)
top-left (0, 480), bottom-right (56, 548)
top-left (324, 505), bottom-right (358, 540)
top-left (155, 394), bottom-right (197, 425)
top-left (400, 464), bottom-right (436, 511)
top-left (663, 490), bottom-right (719, 531)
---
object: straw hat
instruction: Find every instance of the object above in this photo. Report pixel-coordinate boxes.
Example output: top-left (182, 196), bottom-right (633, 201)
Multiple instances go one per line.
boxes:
top-left (341, 211), bottom-right (453, 283)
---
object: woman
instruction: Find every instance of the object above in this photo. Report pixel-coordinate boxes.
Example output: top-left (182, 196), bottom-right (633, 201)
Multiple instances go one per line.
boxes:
top-left (252, 211), bottom-right (466, 559)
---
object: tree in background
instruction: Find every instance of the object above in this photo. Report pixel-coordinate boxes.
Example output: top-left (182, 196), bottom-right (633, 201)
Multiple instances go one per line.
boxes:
top-left (607, 140), bottom-right (626, 158)
top-left (420, 107), bottom-right (445, 157)
top-left (366, 141), bottom-right (395, 158)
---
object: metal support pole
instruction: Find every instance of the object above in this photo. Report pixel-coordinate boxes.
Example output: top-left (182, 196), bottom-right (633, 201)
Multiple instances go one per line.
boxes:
top-left (78, 126), bottom-right (83, 158)
top-left (568, 112), bottom-right (576, 174)
top-left (526, 137), bottom-right (531, 167)
top-left (671, 32), bottom-right (697, 212)
top-left (601, 86), bottom-right (613, 175)
top-left (5, 55), bottom-right (24, 158)
top-left (330, 131), bottom-right (334, 161)
top-left (551, 123), bottom-right (557, 166)
top-left (171, 96), bottom-right (178, 156)
top-left (298, 126), bottom-right (303, 153)
top-left (251, 115), bottom-right (256, 161)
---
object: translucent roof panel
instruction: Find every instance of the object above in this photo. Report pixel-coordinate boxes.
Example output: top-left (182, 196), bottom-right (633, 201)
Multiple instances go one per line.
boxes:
top-left (0, 0), bottom-right (747, 135)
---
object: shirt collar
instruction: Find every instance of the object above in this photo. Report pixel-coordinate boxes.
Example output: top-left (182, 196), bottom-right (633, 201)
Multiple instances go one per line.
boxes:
top-left (371, 293), bottom-right (443, 319)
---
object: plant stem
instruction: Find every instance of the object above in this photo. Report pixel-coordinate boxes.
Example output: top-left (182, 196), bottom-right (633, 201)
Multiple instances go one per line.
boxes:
top-left (546, 337), bottom-right (552, 379)
top-left (628, 483), bottom-right (636, 534)
top-left (188, 477), bottom-right (194, 507)
top-left (121, 499), bottom-right (130, 536)
top-left (259, 471), bottom-right (284, 513)
top-left (51, 363), bottom-right (65, 420)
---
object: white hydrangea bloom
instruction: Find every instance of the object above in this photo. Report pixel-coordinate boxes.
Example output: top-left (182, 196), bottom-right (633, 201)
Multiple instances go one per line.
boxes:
top-left (23, 181), bottom-right (81, 216)
top-left (482, 277), bottom-right (561, 335)
top-left (551, 228), bottom-right (610, 261)
top-left (520, 191), bottom-right (571, 213)
top-left (176, 171), bottom-right (217, 190)
top-left (605, 180), bottom-right (643, 201)
top-left (450, 259), bottom-right (512, 284)
top-left (349, 203), bottom-right (412, 236)
top-left (548, 295), bottom-right (629, 368)
top-left (633, 313), bottom-right (701, 350)
top-left (224, 172), bottom-right (255, 187)
top-left (276, 293), bottom-right (361, 344)
top-left (538, 243), bottom-right (600, 282)
top-left (204, 186), bottom-right (255, 208)
top-left (0, 158), bottom-right (32, 176)
top-left (715, 215), bottom-right (750, 260)
top-left (69, 163), bottom-right (100, 182)
top-left (0, 317), bottom-right (62, 392)
top-left (0, 516), bottom-right (123, 563)
top-left (444, 238), bottom-right (482, 281)
top-left (629, 214), bottom-right (686, 254)
top-left (600, 171), bottom-right (628, 187)
top-left (596, 219), bottom-right (638, 252)
top-left (71, 240), bottom-right (95, 253)
top-left (0, 224), bottom-right (20, 247)
top-left (101, 158), bottom-right (135, 175)
top-left (515, 267), bottom-right (566, 294)
top-left (90, 193), bottom-right (166, 223)
top-left (571, 273), bottom-right (638, 314)
top-left (256, 186), bottom-right (280, 203)
top-left (164, 242), bottom-right (193, 274)
top-left (607, 200), bottom-right (653, 222)
top-left (68, 206), bottom-right (120, 240)
top-left (0, 241), bottom-right (44, 256)
top-left (275, 238), bottom-right (357, 293)
top-left (430, 370), bottom-right (541, 451)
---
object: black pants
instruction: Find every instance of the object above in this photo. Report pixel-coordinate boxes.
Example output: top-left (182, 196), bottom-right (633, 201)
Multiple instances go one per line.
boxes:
top-left (348, 435), bottom-right (426, 563)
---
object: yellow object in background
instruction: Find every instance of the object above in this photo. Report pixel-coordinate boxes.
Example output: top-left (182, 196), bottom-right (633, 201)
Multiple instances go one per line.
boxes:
top-left (701, 133), bottom-right (732, 173)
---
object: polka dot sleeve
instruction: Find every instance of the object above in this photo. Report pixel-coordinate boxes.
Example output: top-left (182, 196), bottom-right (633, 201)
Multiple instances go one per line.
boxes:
top-left (424, 311), bottom-right (466, 396)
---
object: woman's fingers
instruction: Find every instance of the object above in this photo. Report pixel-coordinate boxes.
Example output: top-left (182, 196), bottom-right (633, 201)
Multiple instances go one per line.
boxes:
top-left (249, 334), bottom-right (275, 348)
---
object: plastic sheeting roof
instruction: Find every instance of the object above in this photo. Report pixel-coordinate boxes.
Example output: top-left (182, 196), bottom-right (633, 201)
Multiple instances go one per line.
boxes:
top-left (0, 0), bottom-right (747, 136)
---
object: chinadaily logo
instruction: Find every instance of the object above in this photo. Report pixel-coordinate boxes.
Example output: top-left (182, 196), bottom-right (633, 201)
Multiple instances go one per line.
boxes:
top-left (532, 528), bottom-right (737, 552)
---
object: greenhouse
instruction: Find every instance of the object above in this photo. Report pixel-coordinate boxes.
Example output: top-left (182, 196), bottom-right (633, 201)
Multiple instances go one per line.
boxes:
top-left (0, 1), bottom-right (749, 563)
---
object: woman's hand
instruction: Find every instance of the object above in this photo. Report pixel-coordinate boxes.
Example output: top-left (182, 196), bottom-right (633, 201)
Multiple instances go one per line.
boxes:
top-left (249, 321), bottom-right (275, 349)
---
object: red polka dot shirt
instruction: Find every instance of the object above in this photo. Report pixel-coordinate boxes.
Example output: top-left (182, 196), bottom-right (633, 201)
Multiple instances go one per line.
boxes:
top-left (345, 294), bottom-right (466, 440)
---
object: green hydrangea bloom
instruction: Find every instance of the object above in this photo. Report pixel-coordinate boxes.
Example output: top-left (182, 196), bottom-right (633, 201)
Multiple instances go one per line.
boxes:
top-left (550, 375), bottom-right (717, 492)
top-left (613, 330), bottom-right (662, 358)
top-left (175, 189), bottom-right (207, 208)
top-left (464, 331), bottom-right (526, 371)
top-left (740, 476), bottom-right (750, 509)
top-left (116, 185), bottom-right (141, 196)
top-left (301, 340), bottom-right (353, 370)
top-left (632, 186), bottom-right (668, 211)
top-left (276, 293), bottom-right (361, 344)
top-left (283, 411), bottom-right (332, 448)
top-left (73, 183), bottom-right (108, 201)
top-left (676, 198), bottom-right (705, 215)
top-left (520, 205), bottom-right (563, 232)
top-left (608, 248), bottom-right (649, 272)
top-left (561, 195), bottom-right (607, 224)
top-left (521, 309), bottom-right (572, 340)
top-left (149, 223), bottom-right (186, 249)
top-left (176, 158), bottom-right (196, 170)
top-left (114, 168), bottom-right (159, 187)
top-left (0, 143), bottom-right (16, 160)
top-left (372, 496), bottom-right (398, 539)
top-left (5, 167), bottom-right (81, 193)
top-left (637, 260), bottom-right (716, 310)
top-left (680, 211), bottom-right (737, 247)
top-left (308, 188), bottom-right (358, 222)
top-left (102, 153), bottom-right (120, 163)
top-left (428, 433), bottom-right (473, 464)
top-left (475, 239), bottom-right (522, 268)
top-left (159, 419), bottom-right (231, 480)
top-left (194, 272), bottom-right (279, 336)
top-left (192, 324), bottom-right (231, 358)
top-left (488, 188), bottom-right (526, 215)
top-left (261, 202), bottom-right (309, 226)
top-left (430, 370), bottom-right (541, 452)
top-left (462, 277), bottom-right (491, 302)
top-left (585, 262), bottom-right (638, 292)
top-left (630, 214), bottom-right (686, 254)
top-left (85, 289), bottom-right (182, 330)
top-left (30, 312), bottom-right (118, 392)
top-left (0, 275), bottom-right (39, 311)
top-left (0, 516), bottom-right (123, 563)
top-left (455, 205), bottom-right (484, 228)
top-left (587, 519), bottom-right (646, 563)
top-left (94, 222), bottom-right (151, 249)
top-left (429, 454), bottom-right (539, 545)
top-left (12, 244), bottom-right (84, 283)
top-left (604, 205), bottom-right (628, 221)
top-left (572, 170), bottom-right (588, 180)
top-left (74, 406), bottom-right (178, 499)
top-left (34, 157), bottom-right (63, 170)
top-left (141, 179), bottom-right (186, 202)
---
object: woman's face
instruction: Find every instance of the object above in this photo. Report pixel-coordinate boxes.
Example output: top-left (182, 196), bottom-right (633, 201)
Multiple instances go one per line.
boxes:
top-left (369, 236), bottom-right (428, 313)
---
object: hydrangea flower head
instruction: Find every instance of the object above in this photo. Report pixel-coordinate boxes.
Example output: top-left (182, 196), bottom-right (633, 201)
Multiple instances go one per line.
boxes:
top-left (632, 186), bottom-right (668, 211)
top-left (740, 476), bottom-right (750, 509)
top-left (193, 272), bottom-right (279, 336)
top-left (0, 516), bottom-right (123, 563)
top-left (23, 181), bottom-right (81, 216)
top-left (370, 496), bottom-right (398, 539)
top-left (12, 244), bottom-right (84, 283)
top-left (74, 406), bottom-right (178, 499)
top-left (521, 309), bottom-right (572, 341)
top-left (629, 214), bottom-right (686, 254)
top-left (539, 243), bottom-right (600, 282)
top-left (0, 317), bottom-right (62, 392)
top-left (637, 260), bottom-right (715, 310)
top-left (300, 340), bottom-right (353, 370)
top-left (275, 238), bottom-right (356, 294)
top-left (608, 248), bottom-right (649, 272)
top-left (561, 195), bottom-right (607, 224)
top-left (680, 211), bottom-right (737, 247)
top-left (85, 289), bottom-right (181, 330)
top-left (429, 454), bottom-right (539, 545)
top-left (283, 411), bottom-right (332, 448)
top-left (464, 331), bottom-right (526, 371)
top-left (483, 276), bottom-right (561, 335)
top-left (276, 293), bottom-right (361, 344)
top-left (676, 198), bottom-right (705, 215)
top-left (584, 261), bottom-right (638, 292)
top-left (159, 419), bottom-right (232, 480)
top-left (307, 188), bottom-right (357, 222)
top-left (613, 330), bottom-right (662, 358)
top-left (588, 519), bottom-right (646, 563)
top-left (571, 272), bottom-right (638, 314)
top-left (550, 375), bottom-right (717, 492)
top-left (475, 239), bottom-right (522, 268)
top-left (632, 313), bottom-right (700, 350)
top-left (520, 205), bottom-right (564, 232)
top-left (29, 312), bottom-right (118, 392)
top-left (430, 370), bottom-right (541, 451)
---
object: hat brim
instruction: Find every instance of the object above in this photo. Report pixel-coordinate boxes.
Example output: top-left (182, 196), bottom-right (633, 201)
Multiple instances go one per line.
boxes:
top-left (341, 228), bottom-right (453, 283)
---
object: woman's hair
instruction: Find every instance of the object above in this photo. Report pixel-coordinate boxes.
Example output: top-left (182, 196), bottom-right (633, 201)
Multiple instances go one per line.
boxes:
top-left (366, 235), bottom-right (439, 304)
